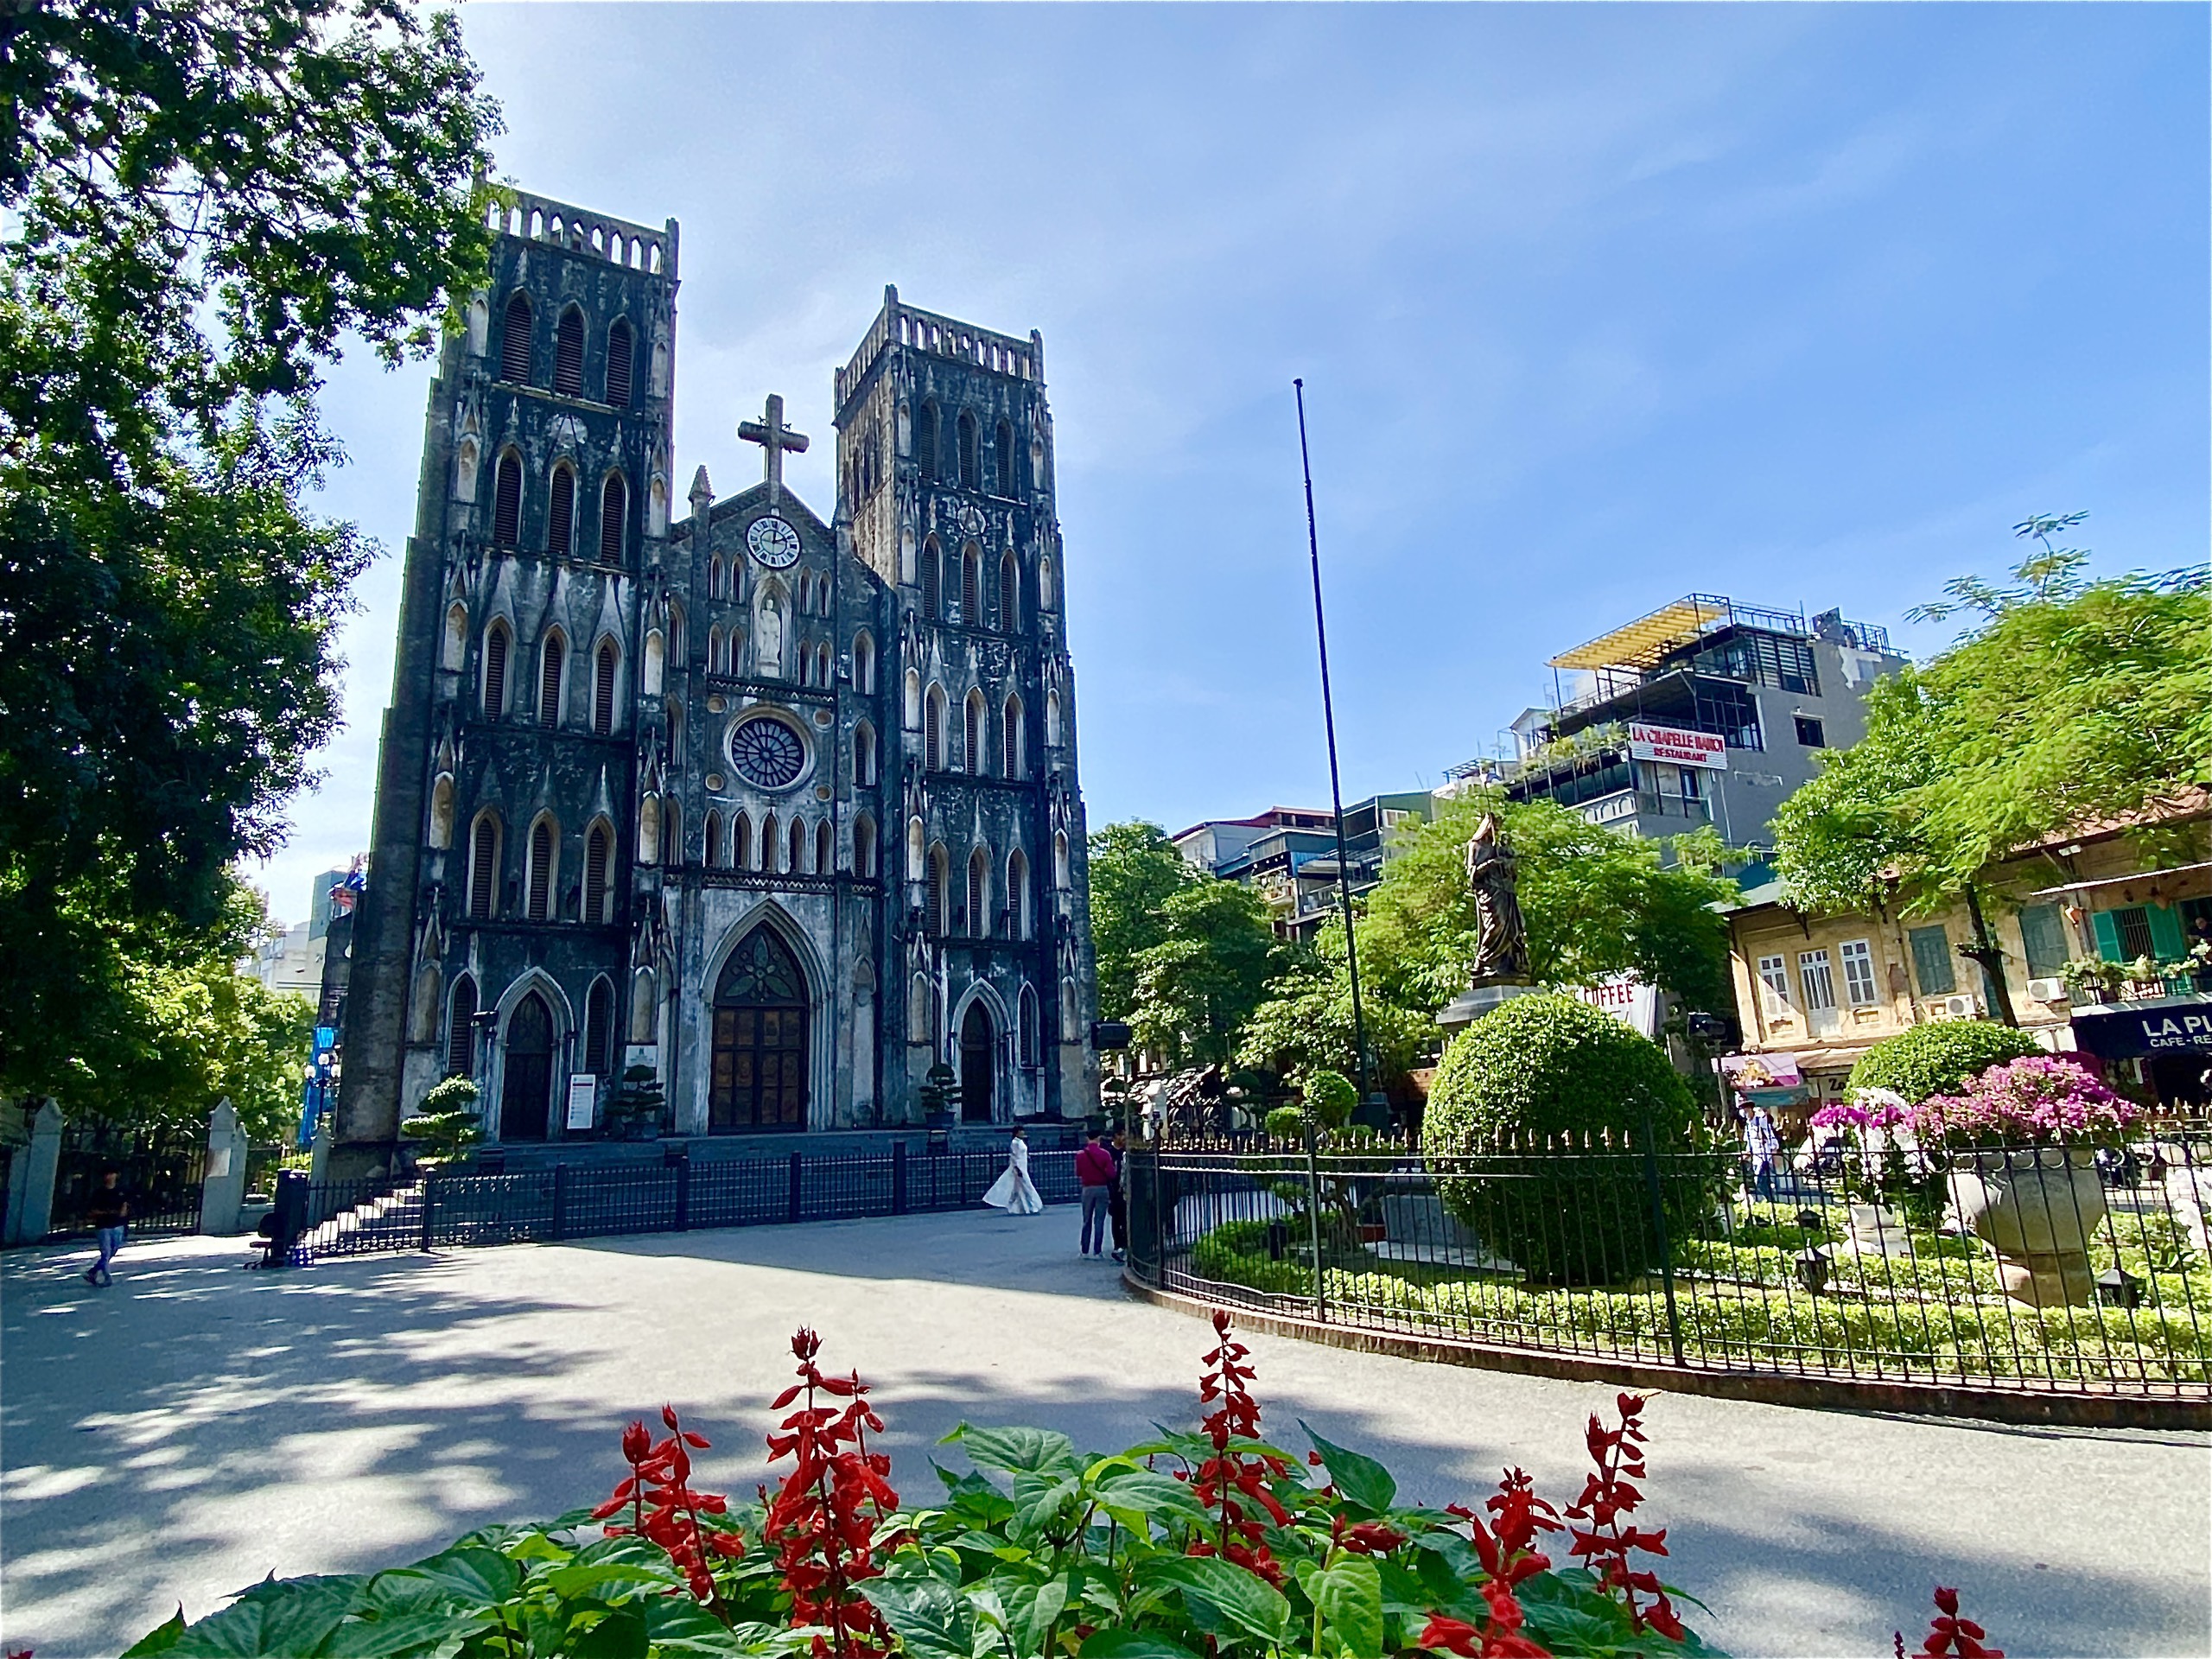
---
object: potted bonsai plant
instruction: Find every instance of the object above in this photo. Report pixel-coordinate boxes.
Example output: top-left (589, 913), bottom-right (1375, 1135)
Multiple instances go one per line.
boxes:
top-left (400, 1076), bottom-right (484, 1172)
top-left (604, 1065), bottom-right (667, 1140)
top-left (1910, 1055), bottom-right (2142, 1307)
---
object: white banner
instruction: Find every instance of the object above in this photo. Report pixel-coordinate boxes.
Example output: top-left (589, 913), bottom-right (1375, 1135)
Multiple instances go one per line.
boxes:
top-left (1573, 976), bottom-right (1662, 1039)
top-left (1628, 722), bottom-right (1728, 770)
top-left (565, 1075), bottom-right (599, 1132)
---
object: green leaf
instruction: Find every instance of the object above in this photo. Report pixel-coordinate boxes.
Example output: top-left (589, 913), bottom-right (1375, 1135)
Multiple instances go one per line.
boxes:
top-left (168, 1576), bottom-right (362, 1657)
top-left (1299, 1424), bottom-right (1397, 1516)
top-left (1001, 1575), bottom-right (1071, 1656)
top-left (568, 1605), bottom-right (650, 1659)
top-left (368, 1547), bottom-right (522, 1612)
top-left (121, 1608), bottom-right (187, 1656)
top-left (318, 1611), bottom-right (497, 1658)
top-left (1140, 1556), bottom-right (1292, 1645)
top-left (1079, 1633), bottom-right (1200, 1659)
top-left (1313, 1556), bottom-right (1385, 1659)
top-left (860, 1575), bottom-right (975, 1659)
top-left (948, 1425), bottom-right (1082, 1478)
top-left (537, 1560), bottom-right (677, 1601)
top-left (1091, 1468), bottom-right (1208, 1529)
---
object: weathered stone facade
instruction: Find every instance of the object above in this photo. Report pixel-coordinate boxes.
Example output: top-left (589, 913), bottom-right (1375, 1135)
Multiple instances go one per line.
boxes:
top-left (336, 192), bottom-right (1096, 1170)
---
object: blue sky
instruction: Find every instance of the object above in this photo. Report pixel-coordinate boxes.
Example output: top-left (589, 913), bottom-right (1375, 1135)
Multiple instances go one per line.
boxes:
top-left (252, 2), bottom-right (2208, 925)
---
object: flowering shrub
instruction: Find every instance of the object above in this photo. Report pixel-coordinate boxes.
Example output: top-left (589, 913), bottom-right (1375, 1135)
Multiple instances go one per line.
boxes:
top-left (1910, 1055), bottom-right (2142, 1148)
top-left (120, 1313), bottom-right (2004, 1659)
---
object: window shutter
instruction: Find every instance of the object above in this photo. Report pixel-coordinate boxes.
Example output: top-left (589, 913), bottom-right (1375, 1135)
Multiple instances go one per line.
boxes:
top-left (500, 294), bottom-right (532, 382)
top-left (601, 474), bottom-right (626, 561)
top-left (493, 455), bottom-right (522, 544)
top-left (528, 821), bottom-right (553, 921)
top-left (483, 626), bottom-right (507, 716)
top-left (2148, 905), bottom-right (2187, 963)
top-left (605, 321), bottom-right (633, 405)
top-left (547, 467), bottom-right (574, 556)
top-left (470, 821), bottom-right (497, 918)
top-left (585, 827), bottom-right (608, 922)
top-left (555, 309), bottom-right (584, 396)
top-left (2017, 906), bottom-right (2069, 978)
top-left (538, 636), bottom-right (562, 727)
top-left (2090, 909), bottom-right (2124, 963)
top-left (1907, 925), bottom-right (1955, 996)
top-left (448, 978), bottom-right (477, 1072)
top-left (594, 643), bottom-right (616, 734)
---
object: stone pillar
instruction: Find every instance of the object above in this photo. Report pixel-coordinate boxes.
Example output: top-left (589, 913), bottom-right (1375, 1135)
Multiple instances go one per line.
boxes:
top-left (6, 1102), bottom-right (64, 1244)
top-left (198, 1098), bottom-right (250, 1236)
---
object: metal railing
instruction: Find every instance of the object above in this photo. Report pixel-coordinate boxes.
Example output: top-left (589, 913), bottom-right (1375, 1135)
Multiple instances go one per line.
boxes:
top-left (1124, 1134), bottom-right (2212, 1402)
top-left (296, 1146), bottom-right (1083, 1258)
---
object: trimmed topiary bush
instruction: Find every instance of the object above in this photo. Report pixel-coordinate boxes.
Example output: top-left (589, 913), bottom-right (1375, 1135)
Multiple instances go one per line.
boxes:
top-left (1300, 1068), bottom-right (1358, 1128)
top-left (1846, 1020), bottom-right (2043, 1105)
top-left (1421, 994), bottom-right (1705, 1286)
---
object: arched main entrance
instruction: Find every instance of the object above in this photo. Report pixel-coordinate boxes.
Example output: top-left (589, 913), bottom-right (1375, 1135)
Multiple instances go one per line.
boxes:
top-left (501, 991), bottom-right (553, 1141)
top-left (711, 927), bottom-right (810, 1132)
top-left (959, 1001), bottom-right (995, 1123)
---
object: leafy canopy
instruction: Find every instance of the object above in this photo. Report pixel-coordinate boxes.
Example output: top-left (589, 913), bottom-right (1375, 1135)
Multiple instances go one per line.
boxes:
top-left (1775, 526), bottom-right (2210, 916)
top-left (1087, 822), bottom-right (1201, 1024)
top-left (1130, 875), bottom-right (1281, 1069)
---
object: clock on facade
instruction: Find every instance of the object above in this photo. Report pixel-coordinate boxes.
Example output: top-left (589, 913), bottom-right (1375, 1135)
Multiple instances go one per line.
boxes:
top-left (747, 514), bottom-right (802, 569)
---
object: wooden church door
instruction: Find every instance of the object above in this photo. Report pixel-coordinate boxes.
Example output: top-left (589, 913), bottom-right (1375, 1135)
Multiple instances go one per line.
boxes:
top-left (710, 928), bottom-right (810, 1132)
top-left (501, 991), bottom-right (554, 1141)
top-left (959, 1002), bottom-right (995, 1123)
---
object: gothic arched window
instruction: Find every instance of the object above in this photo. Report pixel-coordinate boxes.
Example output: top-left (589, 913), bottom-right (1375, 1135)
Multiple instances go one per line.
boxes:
top-left (482, 620), bottom-right (511, 717)
top-left (920, 535), bottom-right (942, 620)
top-left (733, 811), bottom-right (753, 871)
top-left (1007, 848), bottom-right (1030, 939)
top-left (443, 603), bottom-right (468, 671)
top-left (709, 556), bottom-right (723, 601)
top-left (526, 815), bottom-right (556, 922)
top-left (468, 813), bottom-right (500, 919)
top-left (853, 631), bottom-right (874, 694)
top-left (906, 816), bottom-right (925, 880)
top-left (555, 306), bottom-right (585, 397)
top-left (448, 975), bottom-right (478, 1074)
top-left (600, 473), bottom-right (626, 562)
top-left (1018, 983), bottom-right (1039, 1067)
top-left (903, 668), bottom-right (921, 729)
top-left (925, 684), bottom-right (946, 772)
top-left (500, 292), bottom-right (532, 383)
top-left (594, 639), bottom-right (618, 735)
top-left (1054, 830), bottom-right (1070, 890)
top-left (917, 399), bottom-right (939, 480)
top-left (854, 813), bottom-right (877, 879)
top-left (963, 690), bottom-right (985, 776)
top-left (967, 846), bottom-right (988, 937)
top-left (537, 632), bottom-right (564, 728)
top-left (605, 319), bottom-right (634, 406)
top-left (638, 796), bottom-right (661, 866)
top-left (927, 842), bottom-right (949, 937)
top-left (957, 410), bottom-right (979, 489)
top-left (429, 773), bottom-right (454, 849)
top-left (547, 464), bottom-right (575, 556)
top-left (790, 816), bottom-right (807, 875)
top-left (1046, 689), bottom-right (1062, 747)
top-left (1001, 693), bottom-right (1023, 778)
top-left (663, 799), bottom-right (679, 870)
top-left (996, 421), bottom-right (1015, 496)
top-left (584, 821), bottom-right (611, 922)
top-left (493, 451), bottom-right (523, 544)
top-left (584, 977), bottom-right (613, 1073)
top-left (961, 543), bottom-right (981, 624)
top-left (704, 810), bottom-right (722, 870)
top-left (817, 817), bottom-right (833, 875)
top-left (854, 720), bottom-right (876, 785)
top-left (999, 551), bottom-right (1019, 632)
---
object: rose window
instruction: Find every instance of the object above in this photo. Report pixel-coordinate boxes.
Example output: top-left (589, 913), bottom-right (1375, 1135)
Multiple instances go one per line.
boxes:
top-left (729, 715), bottom-right (806, 789)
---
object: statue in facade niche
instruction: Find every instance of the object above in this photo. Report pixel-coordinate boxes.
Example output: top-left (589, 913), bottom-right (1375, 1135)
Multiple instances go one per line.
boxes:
top-left (1465, 811), bottom-right (1531, 983)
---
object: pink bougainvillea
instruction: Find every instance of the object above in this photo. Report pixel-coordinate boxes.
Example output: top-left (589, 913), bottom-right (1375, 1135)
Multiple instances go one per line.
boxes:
top-left (1910, 1055), bottom-right (2141, 1147)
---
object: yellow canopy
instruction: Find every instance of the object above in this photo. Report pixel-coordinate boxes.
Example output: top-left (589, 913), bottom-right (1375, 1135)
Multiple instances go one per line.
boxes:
top-left (1548, 596), bottom-right (1730, 672)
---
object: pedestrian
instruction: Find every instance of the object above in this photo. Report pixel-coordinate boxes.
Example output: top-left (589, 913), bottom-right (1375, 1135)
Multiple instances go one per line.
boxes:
top-left (1075, 1129), bottom-right (1116, 1256)
top-left (84, 1168), bottom-right (129, 1287)
top-left (982, 1125), bottom-right (1045, 1216)
top-left (1107, 1128), bottom-right (1130, 1263)
top-left (1746, 1108), bottom-right (1783, 1202)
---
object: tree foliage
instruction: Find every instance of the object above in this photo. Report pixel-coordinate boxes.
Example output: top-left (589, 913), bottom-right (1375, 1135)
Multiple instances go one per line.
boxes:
top-left (1086, 821), bottom-right (1198, 1023)
top-left (1775, 535), bottom-right (2210, 918)
top-left (1, 0), bottom-right (500, 1108)
top-left (1130, 877), bottom-right (1281, 1069)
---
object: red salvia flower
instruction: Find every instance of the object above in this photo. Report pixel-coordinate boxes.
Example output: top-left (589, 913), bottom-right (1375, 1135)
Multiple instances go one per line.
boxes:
top-left (1185, 1312), bottom-right (1294, 1583)
top-left (763, 1327), bottom-right (899, 1659)
top-left (1563, 1394), bottom-right (1684, 1642)
top-left (593, 1407), bottom-right (734, 1605)
top-left (1906, 1587), bottom-right (2005, 1658)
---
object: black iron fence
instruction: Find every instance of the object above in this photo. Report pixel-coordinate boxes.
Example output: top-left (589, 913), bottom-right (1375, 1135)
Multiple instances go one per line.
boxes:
top-left (1124, 1134), bottom-right (2212, 1401)
top-left (298, 1146), bottom-right (1082, 1258)
top-left (48, 1124), bottom-right (207, 1239)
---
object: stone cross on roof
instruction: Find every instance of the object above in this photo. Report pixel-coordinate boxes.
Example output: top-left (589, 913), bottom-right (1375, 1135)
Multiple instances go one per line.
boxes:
top-left (738, 392), bottom-right (809, 507)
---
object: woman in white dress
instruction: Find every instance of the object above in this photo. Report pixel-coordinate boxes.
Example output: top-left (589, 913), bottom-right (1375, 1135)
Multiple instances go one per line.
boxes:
top-left (982, 1126), bottom-right (1046, 1215)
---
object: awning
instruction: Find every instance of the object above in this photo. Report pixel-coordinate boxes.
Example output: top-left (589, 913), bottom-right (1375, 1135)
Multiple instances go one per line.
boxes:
top-left (1548, 596), bottom-right (1731, 672)
top-left (2069, 995), bottom-right (2212, 1061)
top-left (2027, 861), bottom-right (2212, 902)
top-left (1720, 1052), bottom-right (1802, 1090)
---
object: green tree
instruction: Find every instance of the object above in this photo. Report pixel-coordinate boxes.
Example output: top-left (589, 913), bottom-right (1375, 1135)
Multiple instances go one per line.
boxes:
top-left (1236, 923), bottom-right (1438, 1090)
top-left (1775, 522), bottom-right (2209, 1026)
top-left (1129, 879), bottom-right (1281, 1067)
top-left (1086, 821), bottom-right (1198, 1022)
top-left (1, 0), bottom-right (500, 1105)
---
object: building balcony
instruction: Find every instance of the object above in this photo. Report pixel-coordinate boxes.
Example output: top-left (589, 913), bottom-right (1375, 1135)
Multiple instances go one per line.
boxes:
top-left (1578, 789), bottom-right (1713, 829)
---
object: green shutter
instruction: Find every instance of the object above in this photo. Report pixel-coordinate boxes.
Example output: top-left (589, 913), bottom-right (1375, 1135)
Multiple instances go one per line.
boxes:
top-left (1908, 925), bottom-right (1955, 996)
top-left (2091, 909), bottom-right (2123, 963)
top-left (2017, 906), bottom-right (2069, 978)
top-left (2148, 904), bottom-right (2187, 963)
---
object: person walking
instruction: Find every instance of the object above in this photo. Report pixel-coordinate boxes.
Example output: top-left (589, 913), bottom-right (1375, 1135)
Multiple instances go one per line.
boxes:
top-left (84, 1169), bottom-right (130, 1287)
top-left (1746, 1108), bottom-right (1783, 1202)
top-left (1107, 1129), bottom-right (1130, 1263)
top-left (1076, 1129), bottom-right (1116, 1257)
top-left (982, 1126), bottom-right (1045, 1216)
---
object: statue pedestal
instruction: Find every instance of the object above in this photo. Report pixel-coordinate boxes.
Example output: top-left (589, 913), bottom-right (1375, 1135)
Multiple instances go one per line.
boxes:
top-left (1436, 980), bottom-right (1539, 1036)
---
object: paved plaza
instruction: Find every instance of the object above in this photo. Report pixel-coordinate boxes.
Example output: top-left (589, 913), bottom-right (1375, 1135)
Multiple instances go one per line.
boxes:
top-left (3, 1208), bottom-right (2206, 1659)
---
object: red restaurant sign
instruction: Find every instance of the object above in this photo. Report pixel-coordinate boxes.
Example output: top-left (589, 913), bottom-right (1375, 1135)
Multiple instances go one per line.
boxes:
top-left (1627, 721), bottom-right (1729, 769)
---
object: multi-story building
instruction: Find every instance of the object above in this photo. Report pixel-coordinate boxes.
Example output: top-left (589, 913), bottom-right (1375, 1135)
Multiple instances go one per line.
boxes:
top-left (334, 194), bottom-right (1097, 1173)
top-left (1449, 595), bottom-right (1905, 849)
top-left (1722, 799), bottom-right (2212, 1115)
top-left (1176, 794), bottom-right (1433, 939)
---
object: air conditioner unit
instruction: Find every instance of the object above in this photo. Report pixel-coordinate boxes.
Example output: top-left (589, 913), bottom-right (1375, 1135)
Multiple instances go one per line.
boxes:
top-left (1930, 994), bottom-right (1980, 1020)
top-left (2025, 977), bottom-right (2069, 1004)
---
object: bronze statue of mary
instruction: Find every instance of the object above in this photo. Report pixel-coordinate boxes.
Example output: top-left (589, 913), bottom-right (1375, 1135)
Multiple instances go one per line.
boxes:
top-left (1464, 811), bottom-right (1530, 983)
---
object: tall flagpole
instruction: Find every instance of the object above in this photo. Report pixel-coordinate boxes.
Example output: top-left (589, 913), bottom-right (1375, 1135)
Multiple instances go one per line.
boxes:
top-left (1294, 380), bottom-right (1373, 1109)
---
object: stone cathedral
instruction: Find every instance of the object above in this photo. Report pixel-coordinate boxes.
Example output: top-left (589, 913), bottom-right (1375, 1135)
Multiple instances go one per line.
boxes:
top-left (335, 189), bottom-right (1099, 1169)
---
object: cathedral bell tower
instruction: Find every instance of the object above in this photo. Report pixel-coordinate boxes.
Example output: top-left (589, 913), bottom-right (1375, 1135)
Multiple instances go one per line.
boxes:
top-left (834, 289), bottom-right (1099, 1123)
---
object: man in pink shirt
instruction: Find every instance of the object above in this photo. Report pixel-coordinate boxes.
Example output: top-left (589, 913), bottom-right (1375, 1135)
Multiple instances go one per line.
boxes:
top-left (1076, 1130), bottom-right (1117, 1258)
